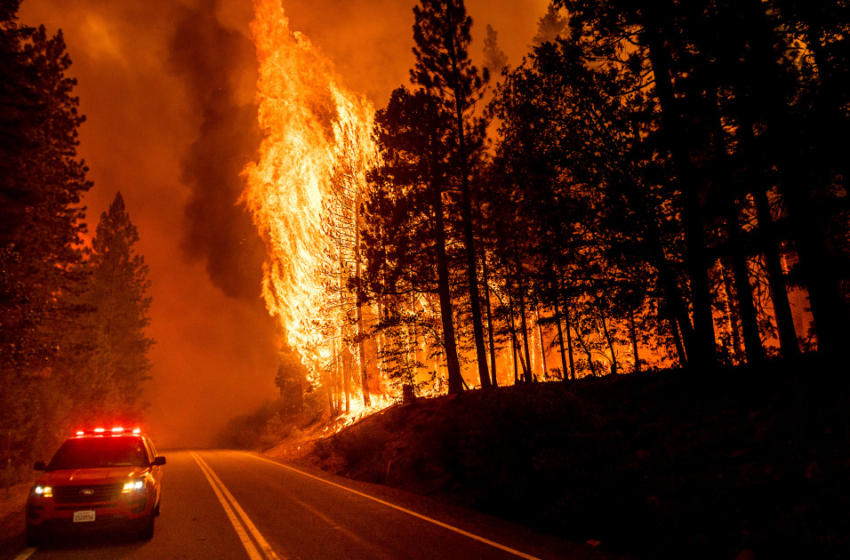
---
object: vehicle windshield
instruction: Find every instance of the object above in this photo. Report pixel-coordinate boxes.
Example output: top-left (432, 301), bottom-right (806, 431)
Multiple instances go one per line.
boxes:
top-left (48, 437), bottom-right (149, 470)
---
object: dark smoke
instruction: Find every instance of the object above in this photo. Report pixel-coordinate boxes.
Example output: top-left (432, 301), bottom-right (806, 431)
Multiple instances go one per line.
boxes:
top-left (168, 0), bottom-right (265, 301)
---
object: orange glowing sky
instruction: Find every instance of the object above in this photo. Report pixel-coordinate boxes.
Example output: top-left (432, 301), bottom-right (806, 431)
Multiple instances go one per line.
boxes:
top-left (18, 0), bottom-right (549, 448)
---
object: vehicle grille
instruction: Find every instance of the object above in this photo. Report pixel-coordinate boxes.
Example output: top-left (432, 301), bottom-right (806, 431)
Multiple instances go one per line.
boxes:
top-left (55, 504), bottom-right (116, 511)
top-left (53, 483), bottom-right (123, 504)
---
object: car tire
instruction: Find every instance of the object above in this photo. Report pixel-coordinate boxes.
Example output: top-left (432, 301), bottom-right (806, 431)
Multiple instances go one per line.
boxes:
top-left (138, 511), bottom-right (155, 540)
top-left (26, 525), bottom-right (42, 547)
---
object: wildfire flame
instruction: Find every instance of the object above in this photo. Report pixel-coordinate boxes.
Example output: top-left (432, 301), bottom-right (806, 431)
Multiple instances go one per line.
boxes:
top-left (243, 0), bottom-right (378, 397)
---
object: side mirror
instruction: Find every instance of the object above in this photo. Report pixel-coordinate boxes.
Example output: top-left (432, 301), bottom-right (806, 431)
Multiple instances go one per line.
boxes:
top-left (152, 456), bottom-right (166, 466)
top-left (34, 461), bottom-right (46, 471)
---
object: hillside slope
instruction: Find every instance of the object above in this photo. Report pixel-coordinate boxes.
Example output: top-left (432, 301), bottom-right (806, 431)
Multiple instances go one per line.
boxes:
top-left (267, 356), bottom-right (849, 559)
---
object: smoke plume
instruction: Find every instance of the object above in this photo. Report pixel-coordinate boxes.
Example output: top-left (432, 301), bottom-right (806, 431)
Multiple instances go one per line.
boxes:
top-left (168, 0), bottom-right (265, 301)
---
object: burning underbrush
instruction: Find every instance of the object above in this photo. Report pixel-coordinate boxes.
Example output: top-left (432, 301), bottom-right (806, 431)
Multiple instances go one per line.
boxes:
top-left (264, 355), bottom-right (849, 560)
top-left (215, 395), bottom-right (389, 452)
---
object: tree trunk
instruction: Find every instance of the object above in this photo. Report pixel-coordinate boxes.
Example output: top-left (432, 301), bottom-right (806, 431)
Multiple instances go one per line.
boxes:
top-left (554, 295), bottom-right (570, 380)
top-left (376, 297), bottom-right (387, 395)
top-left (482, 252), bottom-right (498, 387)
top-left (623, 122), bottom-right (696, 364)
top-left (343, 344), bottom-right (351, 414)
top-left (326, 351), bottom-right (337, 417)
top-left (446, 30), bottom-right (490, 390)
top-left (734, 108), bottom-right (800, 358)
top-left (752, 187), bottom-right (800, 356)
top-left (507, 289), bottom-right (528, 382)
top-left (518, 277), bottom-right (533, 384)
top-left (337, 251), bottom-right (351, 414)
top-left (473, 192), bottom-right (498, 387)
top-left (354, 191), bottom-right (371, 406)
top-left (432, 181), bottom-right (464, 394)
top-left (742, 0), bottom-right (847, 355)
top-left (629, 309), bottom-right (640, 373)
top-left (576, 323), bottom-right (597, 377)
top-left (671, 310), bottom-right (688, 368)
top-left (335, 341), bottom-right (344, 415)
top-left (719, 259), bottom-right (745, 363)
top-left (509, 296), bottom-right (519, 384)
top-left (407, 293), bottom-right (416, 386)
top-left (600, 313), bottom-right (618, 375)
top-left (511, 335), bottom-right (519, 384)
top-left (643, 8), bottom-right (717, 368)
top-left (560, 286), bottom-right (577, 380)
top-left (535, 309), bottom-right (548, 378)
top-left (708, 86), bottom-right (765, 364)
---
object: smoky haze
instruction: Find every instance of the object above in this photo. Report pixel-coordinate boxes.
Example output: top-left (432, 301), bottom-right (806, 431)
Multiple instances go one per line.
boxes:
top-left (17, 0), bottom-right (550, 449)
top-left (18, 0), bottom-right (278, 449)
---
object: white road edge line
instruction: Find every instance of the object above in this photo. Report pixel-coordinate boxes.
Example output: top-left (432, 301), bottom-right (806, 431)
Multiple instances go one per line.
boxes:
top-left (190, 450), bottom-right (266, 560)
top-left (288, 495), bottom-right (386, 558)
top-left (240, 451), bottom-right (542, 560)
top-left (12, 547), bottom-right (37, 560)
top-left (192, 452), bottom-right (281, 560)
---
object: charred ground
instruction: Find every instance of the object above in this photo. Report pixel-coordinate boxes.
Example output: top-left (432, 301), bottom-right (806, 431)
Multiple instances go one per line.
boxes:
top-left (267, 355), bottom-right (849, 560)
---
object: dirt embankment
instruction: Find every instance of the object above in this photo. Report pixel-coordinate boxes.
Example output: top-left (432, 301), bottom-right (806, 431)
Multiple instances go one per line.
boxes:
top-left (268, 355), bottom-right (850, 560)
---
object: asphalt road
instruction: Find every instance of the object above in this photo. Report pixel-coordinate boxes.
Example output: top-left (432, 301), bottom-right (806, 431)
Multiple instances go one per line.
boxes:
top-left (5, 450), bottom-right (608, 560)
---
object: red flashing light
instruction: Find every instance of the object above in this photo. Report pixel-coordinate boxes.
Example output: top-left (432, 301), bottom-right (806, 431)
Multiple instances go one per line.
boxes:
top-left (73, 427), bottom-right (143, 437)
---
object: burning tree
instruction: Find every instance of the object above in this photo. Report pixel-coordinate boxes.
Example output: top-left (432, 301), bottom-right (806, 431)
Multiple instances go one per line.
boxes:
top-left (243, 0), bottom-right (383, 417)
top-left (322, 99), bottom-right (380, 413)
top-left (244, 0), bottom-right (842, 426)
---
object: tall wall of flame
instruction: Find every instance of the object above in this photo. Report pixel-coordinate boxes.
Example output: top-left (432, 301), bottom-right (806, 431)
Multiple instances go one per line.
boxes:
top-left (243, 0), bottom-right (376, 378)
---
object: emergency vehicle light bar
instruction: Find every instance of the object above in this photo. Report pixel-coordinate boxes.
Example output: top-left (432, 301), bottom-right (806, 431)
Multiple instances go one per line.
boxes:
top-left (74, 427), bottom-right (141, 436)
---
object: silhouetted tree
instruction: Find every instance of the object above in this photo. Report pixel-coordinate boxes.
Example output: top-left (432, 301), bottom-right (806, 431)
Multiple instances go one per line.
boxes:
top-left (482, 24), bottom-right (508, 77)
top-left (490, 23), bottom-right (689, 374)
top-left (72, 192), bottom-right (153, 417)
top-left (363, 86), bottom-right (466, 394)
top-left (0, 3), bottom-right (92, 474)
top-left (411, 0), bottom-right (492, 389)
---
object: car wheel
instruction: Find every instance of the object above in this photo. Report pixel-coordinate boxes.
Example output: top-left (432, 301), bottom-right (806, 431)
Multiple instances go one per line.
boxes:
top-left (138, 511), bottom-right (155, 540)
top-left (26, 525), bottom-right (42, 547)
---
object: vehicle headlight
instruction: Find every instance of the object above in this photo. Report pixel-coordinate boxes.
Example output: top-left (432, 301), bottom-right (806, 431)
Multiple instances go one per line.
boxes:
top-left (34, 485), bottom-right (53, 498)
top-left (122, 480), bottom-right (144, 493)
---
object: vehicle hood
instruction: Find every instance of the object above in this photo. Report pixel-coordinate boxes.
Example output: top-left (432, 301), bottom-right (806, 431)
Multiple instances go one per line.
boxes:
top-left (39, 466), bottom-right (148, 485)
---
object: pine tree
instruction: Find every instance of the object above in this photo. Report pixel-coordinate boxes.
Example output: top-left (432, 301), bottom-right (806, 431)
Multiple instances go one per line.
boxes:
top-left (482, 25), bottom-right (508, 77)
top-left (531, 4), bottom-right (568, 47)
top-left (75, 192), bottom-right (153, 417)
top-left (363, 86), bottom-right (466, 394)
top-left (411, 0), bottom-right (492, 389)
top-left (0, 3), bottom-right (92, 473)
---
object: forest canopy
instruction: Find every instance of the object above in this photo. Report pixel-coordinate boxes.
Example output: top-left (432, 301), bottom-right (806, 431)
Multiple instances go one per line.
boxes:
top-left (269, 0), bottom-right (848, 415)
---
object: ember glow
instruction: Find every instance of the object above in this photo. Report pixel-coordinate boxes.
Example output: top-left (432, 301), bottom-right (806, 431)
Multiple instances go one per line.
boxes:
top-left (244, 0), bottom-right (379, 404)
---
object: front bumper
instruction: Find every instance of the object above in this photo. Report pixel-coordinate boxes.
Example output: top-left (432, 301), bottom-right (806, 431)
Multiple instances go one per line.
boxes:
top-left (27, 491), bottom-right (152, 534)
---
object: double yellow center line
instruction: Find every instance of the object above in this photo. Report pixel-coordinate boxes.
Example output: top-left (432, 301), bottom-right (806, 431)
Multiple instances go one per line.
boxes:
top-left (190, 451), bottom-right (281, 560)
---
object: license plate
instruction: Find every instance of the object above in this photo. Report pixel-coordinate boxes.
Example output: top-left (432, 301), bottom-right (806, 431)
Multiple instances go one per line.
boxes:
top-left (73, 510), bottom-right (96, 523)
